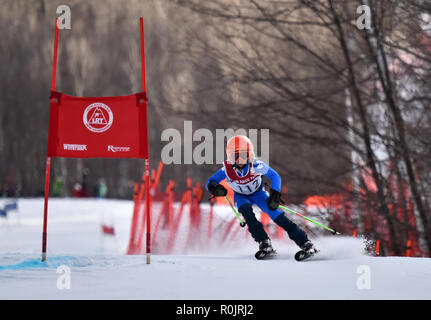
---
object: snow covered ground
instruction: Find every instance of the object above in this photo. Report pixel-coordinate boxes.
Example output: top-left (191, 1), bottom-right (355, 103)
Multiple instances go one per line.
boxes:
top-left (0, 198), bottom-right (430, 300)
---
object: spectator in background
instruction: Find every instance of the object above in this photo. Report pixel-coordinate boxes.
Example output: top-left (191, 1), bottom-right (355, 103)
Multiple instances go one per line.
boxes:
top-left (96, 178), bottom-right (108, 199)
top-left (53, 177), bottom-right (64, 197)
top-left (72, 183), bottom-right (83, 197)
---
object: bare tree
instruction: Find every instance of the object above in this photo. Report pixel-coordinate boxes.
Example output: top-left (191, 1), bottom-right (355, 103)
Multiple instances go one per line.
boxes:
top-left (168, 0), bottom-right (431, 256)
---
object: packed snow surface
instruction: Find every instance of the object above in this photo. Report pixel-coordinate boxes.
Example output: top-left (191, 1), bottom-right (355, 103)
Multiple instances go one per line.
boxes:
top-left (0, 198), bottom-right (430, 299)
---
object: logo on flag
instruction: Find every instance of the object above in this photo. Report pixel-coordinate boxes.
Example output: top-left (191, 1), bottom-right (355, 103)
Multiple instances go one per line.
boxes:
top-left (83, 103), bottom-right (113, 133)
top-left (107, 145), bottom-right (131, 153)
top-left (63, 144), bottom-right (87, 151)
top-left (48, 92), bottom-right (148, 159)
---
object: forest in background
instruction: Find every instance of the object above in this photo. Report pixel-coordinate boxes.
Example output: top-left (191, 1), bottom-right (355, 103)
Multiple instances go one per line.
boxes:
top-left (1, 0), bottom-right (430, 255)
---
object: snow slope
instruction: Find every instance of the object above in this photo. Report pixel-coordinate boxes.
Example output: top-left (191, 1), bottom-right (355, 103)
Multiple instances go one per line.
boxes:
top-left (0, 198), bottom-right (430, 300)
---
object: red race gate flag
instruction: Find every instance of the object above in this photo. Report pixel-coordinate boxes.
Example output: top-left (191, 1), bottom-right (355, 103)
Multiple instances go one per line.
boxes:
top-left (47, 91), bottom-right (148, 159)
top-left (42, 18), bottom-right (151, 263)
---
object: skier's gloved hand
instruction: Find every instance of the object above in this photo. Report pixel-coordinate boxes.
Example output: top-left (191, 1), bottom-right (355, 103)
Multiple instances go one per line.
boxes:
top-left (266, 189), bottom-right (281, 210)
top-left (208, 180), bottom-right (228, 197)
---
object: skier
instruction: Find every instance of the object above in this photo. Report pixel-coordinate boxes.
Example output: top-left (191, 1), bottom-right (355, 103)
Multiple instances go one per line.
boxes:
top-left (206, 135), bottom-right (317, 259)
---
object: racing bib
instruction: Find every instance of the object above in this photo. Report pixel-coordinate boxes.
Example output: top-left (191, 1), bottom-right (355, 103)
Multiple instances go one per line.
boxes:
top-left (223, 161), bottom-right (262, 195)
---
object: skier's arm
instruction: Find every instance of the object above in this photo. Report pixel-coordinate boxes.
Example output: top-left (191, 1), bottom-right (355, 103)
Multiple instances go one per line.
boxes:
top-left (264, 167), bottom-right (282, 210)
top-left (205, 168), bottom-right (227, 190)
top-left (253, 160), bottom-right (282, 210)
top-left (253, 161), bottom-right (281, 192)
top-left (263, 166), bottom-right (281, 192)
top-left (206, 168), bottom-right (228, 197)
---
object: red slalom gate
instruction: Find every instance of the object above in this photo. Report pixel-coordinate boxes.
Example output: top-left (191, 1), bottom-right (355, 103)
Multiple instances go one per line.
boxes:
top-left (151, 196), bottom-right (169, 249)
top-left (169, 178), bottom-right (192, 252)
top-left (207, 198), bottom-right (215, 242)
top-left (406, 239), bottom-right (412, 257)
top-left (185, 182), bottom-right (203, 249)
top-left (151, 180), bottom-right (174, 251)
top-left (226, 220), bottom-right (243, 245)
top-left (128, 173), bottom-right (147, 254)
top-left (167, 181), bottom-right (175, 250)
top-left (153, 162), bottom-right (164, 192)
top-left (352, 228), bottom-right (358, 238)
top-left (128, 161), bottom-right (164, 255)
top-left (221, 217), bottom-right (237, 246)
top-left (127, 183), bottom-right (140, 254)
top-left (136, 162), bottom-right (163, 254)
top-left (42, 18), bottom-right (151, 262)
top-left (133, 179), bottom-right (149, 255)
top-left (375, 240), bottom-right (381, 256)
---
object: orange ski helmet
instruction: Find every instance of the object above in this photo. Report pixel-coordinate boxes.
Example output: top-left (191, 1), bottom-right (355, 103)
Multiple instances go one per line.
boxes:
top-left (226, 135), bottom-right (254, 165)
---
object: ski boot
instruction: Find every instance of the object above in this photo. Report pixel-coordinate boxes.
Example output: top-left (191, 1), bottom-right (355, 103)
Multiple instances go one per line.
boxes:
top-left (255, 239), bottom-right (277, 260)
top-left (295, 240), bottom-right (318, 261)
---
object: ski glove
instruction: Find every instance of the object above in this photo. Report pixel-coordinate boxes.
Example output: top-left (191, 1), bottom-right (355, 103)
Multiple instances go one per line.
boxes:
top-left (266, 189), bottom-right (281, 211)
top-left (208, 180), bottom-right (228, 197)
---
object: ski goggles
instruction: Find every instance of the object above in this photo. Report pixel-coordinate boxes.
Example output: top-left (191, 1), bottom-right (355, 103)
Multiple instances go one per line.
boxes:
top-left (231, 151), bottom-right (249, 162)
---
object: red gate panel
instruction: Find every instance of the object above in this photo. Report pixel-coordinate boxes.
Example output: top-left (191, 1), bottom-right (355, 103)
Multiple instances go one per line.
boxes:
top-left (47, 91), bottom-right (148, 159)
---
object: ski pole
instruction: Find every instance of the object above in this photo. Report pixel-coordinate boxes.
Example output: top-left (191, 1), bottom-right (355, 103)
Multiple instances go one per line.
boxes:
top-left (279, 204), bottom-right (340, 235)
top-left (224, 196), bottom-right (246, 228)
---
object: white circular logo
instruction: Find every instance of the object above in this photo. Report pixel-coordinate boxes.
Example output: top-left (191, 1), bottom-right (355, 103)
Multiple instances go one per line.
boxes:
top-left (83, 103), bottom-right (113, 133)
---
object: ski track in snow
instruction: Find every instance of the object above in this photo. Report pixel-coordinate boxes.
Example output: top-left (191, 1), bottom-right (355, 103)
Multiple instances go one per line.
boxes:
top-left (0, 198), bottom-right (430, 300)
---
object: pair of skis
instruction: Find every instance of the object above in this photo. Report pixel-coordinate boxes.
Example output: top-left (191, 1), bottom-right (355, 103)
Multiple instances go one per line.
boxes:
top-left (223, 196), bottom-right (338, 261)
top-left (255, 248), bottom-right (318, 261)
